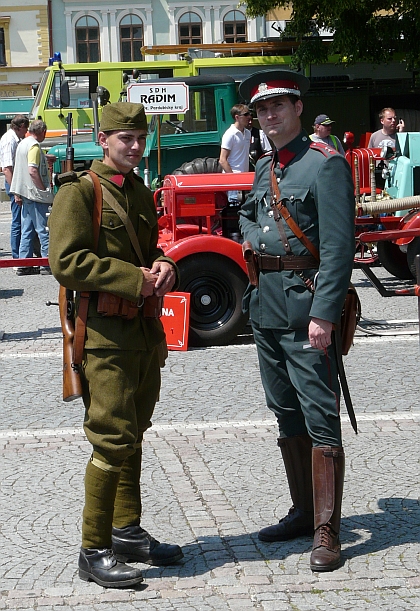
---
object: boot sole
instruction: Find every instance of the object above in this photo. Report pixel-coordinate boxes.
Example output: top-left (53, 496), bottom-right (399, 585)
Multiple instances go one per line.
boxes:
top-left (310, 558), bottom-right (342, 572)
top-left (115, 551), bottom-right (184, 566)
top-left (258, 528), bottom-right (314, 542)
top-left (79, 569), bottom-right (143, 588)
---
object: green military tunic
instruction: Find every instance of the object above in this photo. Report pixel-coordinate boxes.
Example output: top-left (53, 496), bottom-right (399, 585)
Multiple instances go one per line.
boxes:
top-left (239, 130), bottom-right (355, 446)
top-left (48, 159), bottom-right (179, 463)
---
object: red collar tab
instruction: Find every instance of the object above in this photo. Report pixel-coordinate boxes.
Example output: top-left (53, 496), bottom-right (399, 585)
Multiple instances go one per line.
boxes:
top-left (109, 174), bottom-right (125, 187)
top-left (278, 148), bottom-right (296, 169)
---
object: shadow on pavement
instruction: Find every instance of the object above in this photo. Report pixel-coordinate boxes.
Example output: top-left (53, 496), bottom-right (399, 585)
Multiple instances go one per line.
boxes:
top-left (143, 497), bottom-right (420, 578)
top-left (0, 288), bottom-right (24, 299)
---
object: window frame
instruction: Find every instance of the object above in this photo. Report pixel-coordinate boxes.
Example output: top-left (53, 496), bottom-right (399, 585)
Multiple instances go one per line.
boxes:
top-left (223, 10), bottom-right (247, 44)
top-left (178, 12), bottom-right (203, 45)
top-left (0, 17), bottom-right (11, 66)
top-left (119, 14), bottom-right (144, 62)
top-left (75, 15), bottom-right (101, 63)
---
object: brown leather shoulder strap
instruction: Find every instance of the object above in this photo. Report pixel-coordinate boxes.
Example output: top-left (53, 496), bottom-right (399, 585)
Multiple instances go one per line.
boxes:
top-left (72, 171), bottom-right (103, 365)
top-left (86, 170), bottom-right (103, 251)
top-left (270, 162), bottom-right (320, 263)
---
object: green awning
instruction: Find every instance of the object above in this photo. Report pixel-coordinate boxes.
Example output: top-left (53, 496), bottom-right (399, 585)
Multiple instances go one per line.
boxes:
top-left (0, 97), bottom-right (33, 119)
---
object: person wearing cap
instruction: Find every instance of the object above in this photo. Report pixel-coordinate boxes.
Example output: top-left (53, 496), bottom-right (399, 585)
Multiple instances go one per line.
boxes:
top-left (238, 70), bottom-right (355, 572)
top-left (310, 114), bottom-right (345, 155)
top-left (48, 102), bottom-right (183, 588)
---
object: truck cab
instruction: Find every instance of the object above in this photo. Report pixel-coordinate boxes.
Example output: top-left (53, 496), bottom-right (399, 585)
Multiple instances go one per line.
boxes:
top-left (33, 59), bottom-right (238, 183)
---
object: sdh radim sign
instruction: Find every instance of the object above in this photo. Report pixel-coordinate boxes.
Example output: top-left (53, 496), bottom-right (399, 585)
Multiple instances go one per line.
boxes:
top-left (127, 82), bottom-right (189, 114)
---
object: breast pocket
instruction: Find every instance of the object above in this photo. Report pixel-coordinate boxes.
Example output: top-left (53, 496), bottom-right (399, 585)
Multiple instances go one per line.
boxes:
top-left (281, 186), bottom-right (313, 231)
top-left (100, 209), bottom-right (129, 257)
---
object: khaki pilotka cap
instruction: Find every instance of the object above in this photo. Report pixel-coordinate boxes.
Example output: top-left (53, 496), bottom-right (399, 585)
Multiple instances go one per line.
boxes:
top-left (100, 102), bottom-right (148, 132)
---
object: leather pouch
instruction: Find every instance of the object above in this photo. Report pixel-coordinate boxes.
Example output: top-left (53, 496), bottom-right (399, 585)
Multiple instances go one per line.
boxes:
top-left (143, 294), bottom-right (163, 319)
top-left (97, 291), bottom-right (138, 320)
top-left (340, 284), bottom-right (361, 355)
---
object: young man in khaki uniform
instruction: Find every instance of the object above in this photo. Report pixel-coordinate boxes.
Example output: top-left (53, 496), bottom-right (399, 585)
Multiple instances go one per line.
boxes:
top-left (48, 103), bottom-right (183, 588)
top-left (238, 71), bottom-right (355, 572)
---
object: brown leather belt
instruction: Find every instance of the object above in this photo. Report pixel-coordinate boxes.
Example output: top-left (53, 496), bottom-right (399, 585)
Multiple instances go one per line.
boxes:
top-left (257, 253), bottom-right (319, 271)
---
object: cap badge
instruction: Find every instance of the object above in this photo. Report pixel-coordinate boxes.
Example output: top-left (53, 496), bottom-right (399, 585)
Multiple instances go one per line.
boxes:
top-left (258, 83), bottom-right (269, 93)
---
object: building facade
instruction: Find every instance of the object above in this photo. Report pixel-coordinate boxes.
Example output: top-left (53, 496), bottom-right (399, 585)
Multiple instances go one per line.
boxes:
top-left (51, 1), bottom-right (266, 64)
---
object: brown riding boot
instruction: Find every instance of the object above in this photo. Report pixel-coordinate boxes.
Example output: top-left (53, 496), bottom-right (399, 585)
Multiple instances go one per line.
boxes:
top-left (310, 446), bottom-right (345, 572)
top-left (258, 434), bottom-right (314, 542)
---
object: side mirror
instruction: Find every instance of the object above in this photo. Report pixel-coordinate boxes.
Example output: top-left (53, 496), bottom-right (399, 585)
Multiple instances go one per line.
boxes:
top-left (60, 80), bottom-right (70, 108)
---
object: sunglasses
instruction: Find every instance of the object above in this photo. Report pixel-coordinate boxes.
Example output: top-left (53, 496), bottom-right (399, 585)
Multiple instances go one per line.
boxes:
top-left (239, 112), bottom-right (251, 117)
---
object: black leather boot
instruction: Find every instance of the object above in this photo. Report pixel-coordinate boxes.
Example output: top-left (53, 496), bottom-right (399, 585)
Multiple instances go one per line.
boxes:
top-left (78, 547), bottom-right (143, 588)
top-left (259, 434), bottom-right (314, 542)
top-left (310, 446), bottom-right (345, 572)
top-left (112, 525), bottom-right (184, 565)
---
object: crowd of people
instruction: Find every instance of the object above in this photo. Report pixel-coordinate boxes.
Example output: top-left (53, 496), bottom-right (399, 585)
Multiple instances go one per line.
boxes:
top-left (0, 116), bottom-right (53, 274)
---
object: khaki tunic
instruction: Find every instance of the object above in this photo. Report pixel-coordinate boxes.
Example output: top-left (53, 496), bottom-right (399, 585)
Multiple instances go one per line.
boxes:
top-left (48, 160), bottom-right (179, 352)
top-left (49, 160), bottom-right (179, 461)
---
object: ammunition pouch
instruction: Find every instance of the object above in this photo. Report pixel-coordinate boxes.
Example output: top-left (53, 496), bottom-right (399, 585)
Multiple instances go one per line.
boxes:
top-left (142, 294), bottom-right (163, 319)
top-left (97, 292), bottom-right (138, 320)
top-left (97, 292), bottom-right (163, 320)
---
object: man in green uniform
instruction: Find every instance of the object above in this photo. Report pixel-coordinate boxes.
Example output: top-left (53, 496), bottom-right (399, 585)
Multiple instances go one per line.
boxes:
top-left (48, 102), bottom-right (183, 588)
top-left (238, 71), bottom-right (355, 572)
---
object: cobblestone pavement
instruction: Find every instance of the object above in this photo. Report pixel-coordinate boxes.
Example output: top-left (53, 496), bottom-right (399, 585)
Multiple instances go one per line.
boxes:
top-left (1, 201), bottom-right (420, 610)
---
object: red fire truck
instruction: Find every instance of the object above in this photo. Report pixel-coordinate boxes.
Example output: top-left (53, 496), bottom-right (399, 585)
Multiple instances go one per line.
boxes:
top-left (154, 170), bottom-right (255, 346)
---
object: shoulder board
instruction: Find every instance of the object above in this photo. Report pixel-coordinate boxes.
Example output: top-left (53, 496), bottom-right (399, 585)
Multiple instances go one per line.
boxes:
top-left (309, 141), bottom-right (339, 157)
top-left (260, 150), bottom-right (274, 160)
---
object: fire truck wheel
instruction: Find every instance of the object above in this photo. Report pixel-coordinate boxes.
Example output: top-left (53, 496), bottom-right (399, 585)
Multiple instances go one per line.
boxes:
top-left (407, 237), bottom-right (420, 280)
top-left (377, 240), bottom-right (413, 280)
top-left (178, 254), bottom-right (249, 346)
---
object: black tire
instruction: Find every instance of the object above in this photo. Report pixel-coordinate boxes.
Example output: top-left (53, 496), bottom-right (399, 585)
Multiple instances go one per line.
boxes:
top-left (178, 253), bottom-right (248, 346)
top-left (407, 236), bottom-right (420, 279)
top-left (377, 240), bottom-right (412, 280)
top-left (172, 157), bottom-right (222, 175)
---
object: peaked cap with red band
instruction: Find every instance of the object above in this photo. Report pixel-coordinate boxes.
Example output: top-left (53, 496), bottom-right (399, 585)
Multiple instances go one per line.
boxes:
top-left (239, 69), bottom-right (310, 105)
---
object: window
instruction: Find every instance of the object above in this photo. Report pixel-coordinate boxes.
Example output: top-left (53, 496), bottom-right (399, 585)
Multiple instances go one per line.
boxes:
top-left (158, 86), bottom-right (217, 135)
top-left (223, 10), bottom-right (247, 43)
top-left (0, 17), bottom-right (10, 66)
top-left (0, 28), bottom-right (5, 66)
top-left (178, 12), bottom-right (202, 45)
top-left (120, 14), bottom-right (144, 62)
top-left (47, 72), bottom-right (99, 109)
top-left (76, 16), bottom-right (100, 63)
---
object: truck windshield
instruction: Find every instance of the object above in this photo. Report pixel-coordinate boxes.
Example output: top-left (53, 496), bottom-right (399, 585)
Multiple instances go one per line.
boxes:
top-left (29, 70), bottom-right (50, 119)
top-left (156, 86), bottom-right (217, 135)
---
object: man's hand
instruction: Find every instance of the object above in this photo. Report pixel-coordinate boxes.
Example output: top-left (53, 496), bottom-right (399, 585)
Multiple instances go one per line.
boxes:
top-left (15, 195), bottom-right (22, 205)
top-left (308, 317), bottom-right (333, 350)
top-left (140, 267), bottom-right (158, 297)
top-left (150, 261), bottom-right (176, 296)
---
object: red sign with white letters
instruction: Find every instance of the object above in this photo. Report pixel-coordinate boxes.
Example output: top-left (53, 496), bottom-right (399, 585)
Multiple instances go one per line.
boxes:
top-left (161, 292), bottom-right (190, 351)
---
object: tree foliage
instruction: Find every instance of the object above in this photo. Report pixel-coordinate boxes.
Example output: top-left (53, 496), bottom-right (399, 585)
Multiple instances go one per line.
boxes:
top-left (243, 0), bottom-right (420, 69)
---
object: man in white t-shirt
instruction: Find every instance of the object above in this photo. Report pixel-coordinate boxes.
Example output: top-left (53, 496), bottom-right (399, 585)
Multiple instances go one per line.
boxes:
top-left (219, 104), bottom-right (251, 203)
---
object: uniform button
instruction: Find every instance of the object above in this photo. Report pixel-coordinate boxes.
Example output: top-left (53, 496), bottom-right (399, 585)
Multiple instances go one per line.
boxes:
top-left (109, 220), bottom-right (114, 227)
top-left (263, 226), bottom-right (270, 233)
top-left (302, 136), bottom-right (307, 141)
top-left (268, 210), bottom-right (274, 217)
top-left (290, 195), bottom-right (295, 201)
top-left (260, 243), bottom-right (266, 250)
top-left (277, 177), bottom-right (280, 183)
